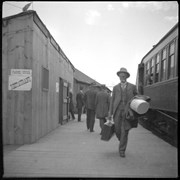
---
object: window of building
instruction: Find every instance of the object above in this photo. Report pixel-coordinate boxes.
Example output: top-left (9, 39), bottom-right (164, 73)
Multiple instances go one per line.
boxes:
top-left (160, 48), bottom-right (167, 81)
top-left (42, 67), bottom-right (49, 91)
top-left (168, 42), bottom-right (175, 79)
top-left (155, 54), bottom-right (160, 82)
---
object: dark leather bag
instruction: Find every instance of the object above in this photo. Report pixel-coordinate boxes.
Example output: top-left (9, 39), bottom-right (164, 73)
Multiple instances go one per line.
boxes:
top-left (126, 108), bottom-right (138, 128)
top-left (101, 121), bottom-right (115, 141)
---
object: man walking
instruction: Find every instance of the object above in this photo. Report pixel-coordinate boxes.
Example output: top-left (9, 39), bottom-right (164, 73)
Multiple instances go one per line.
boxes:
top-left (108, 68), bottom-right (138, 157)
top-left (76, 86), bottom-right (84, 122)
top-left (68, 89), bottom-right (75, 120)
top-left (84, 83), bottom-right (99, 132)
top-left (95, 85), bottom-right (110, 134)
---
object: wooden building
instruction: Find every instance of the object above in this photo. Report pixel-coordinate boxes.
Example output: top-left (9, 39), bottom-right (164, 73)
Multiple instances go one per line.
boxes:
top-left (2, 10), bottom-right (75, 145)
top-left (74, 68), bottom-right (100, 92)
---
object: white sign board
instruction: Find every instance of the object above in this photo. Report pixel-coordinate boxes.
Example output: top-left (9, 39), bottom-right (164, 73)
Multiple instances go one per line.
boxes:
top-left (8, 69), bottom-right (32, 91)
top-left (56, 82), bottom-right (59, 92)
top-left (11, 69), bottom-right (32, 76)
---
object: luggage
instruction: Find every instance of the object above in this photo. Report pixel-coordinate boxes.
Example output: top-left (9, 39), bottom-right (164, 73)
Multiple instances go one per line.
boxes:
top-left (126, 108), bottom-right (138, 128)
top-left (130, 99), bottom-right (149, 114)
top-left (101, 121), bottom-right (115, 141)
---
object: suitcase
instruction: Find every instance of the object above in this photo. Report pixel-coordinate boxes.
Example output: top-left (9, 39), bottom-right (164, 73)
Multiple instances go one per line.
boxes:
top-left (101, 121), bottom-right (115, 141)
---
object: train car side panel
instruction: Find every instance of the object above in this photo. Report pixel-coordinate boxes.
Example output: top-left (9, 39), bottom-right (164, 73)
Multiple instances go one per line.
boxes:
top-left (144, 78), bottom-right (178, 113)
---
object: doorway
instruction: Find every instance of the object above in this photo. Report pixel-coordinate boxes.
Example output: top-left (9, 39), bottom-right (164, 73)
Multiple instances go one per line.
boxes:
top-left (59, 78), bottom-right (69, 125)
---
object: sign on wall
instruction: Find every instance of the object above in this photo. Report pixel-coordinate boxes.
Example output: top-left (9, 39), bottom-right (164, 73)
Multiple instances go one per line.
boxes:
top-left (11, 69), bottom-right (32, 76)
top-left (56, 82), bottom-right (59, 92)
top-left (8, 69), bottom-right (32, 91)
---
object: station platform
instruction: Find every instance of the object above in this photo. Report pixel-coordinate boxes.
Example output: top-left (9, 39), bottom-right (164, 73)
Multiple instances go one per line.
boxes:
top-left (3, 114), bottom-right (178, 178)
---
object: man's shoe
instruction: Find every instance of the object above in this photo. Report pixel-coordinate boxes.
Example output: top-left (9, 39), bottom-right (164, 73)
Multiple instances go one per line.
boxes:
top-left (119, 152), bottom-right (125, 158)
top-left (90, 130), bottom-right (94, 132)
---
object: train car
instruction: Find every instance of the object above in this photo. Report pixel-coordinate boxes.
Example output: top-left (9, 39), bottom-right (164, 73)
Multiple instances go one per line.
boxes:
top-left (136, 23), bottom-right (178, 147)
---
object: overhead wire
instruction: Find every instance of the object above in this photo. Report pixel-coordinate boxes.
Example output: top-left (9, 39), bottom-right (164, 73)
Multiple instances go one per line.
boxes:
top-left (4, 2), bottom-right (34, 11)
top-left (4, 2), bottom-right (22, 10)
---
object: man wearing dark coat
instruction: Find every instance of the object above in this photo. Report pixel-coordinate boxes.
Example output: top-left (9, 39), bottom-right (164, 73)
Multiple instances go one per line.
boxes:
top-left (95, 85), bottom-right (110, 134)
top-left (68, 90), bottom-right (75, 120)
top-left (108, 68), bottom-right (138, 157)
top-left (76, 86), bottom-right (84, 122)
top-left (84, 83), bottom-right (99, 132)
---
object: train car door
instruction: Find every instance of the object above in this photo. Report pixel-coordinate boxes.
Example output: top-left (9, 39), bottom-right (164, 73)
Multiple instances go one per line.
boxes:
top-left (59, 78), bottom-right (69, 125)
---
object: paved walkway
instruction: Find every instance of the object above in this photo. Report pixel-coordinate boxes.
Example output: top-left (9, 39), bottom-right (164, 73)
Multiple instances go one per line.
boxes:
top-left (3, 114), bottom-right (178, 178)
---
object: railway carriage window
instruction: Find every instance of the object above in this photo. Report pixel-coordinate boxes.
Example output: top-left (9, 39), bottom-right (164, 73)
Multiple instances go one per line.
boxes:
top-left (155, 54), bottom-right (160, 82)
top-left (160, 48), bottom-right (167, 81)
top-left (168, 42), bottom-right (175, 79)
top-left (148, 73), bottom-right (153, 85)
top-left (146, 61), bottom-right (150, 75)
top-left (150, 58), bottom-right (154, 83)
top-left (145, 61), bottom-right (150, 85)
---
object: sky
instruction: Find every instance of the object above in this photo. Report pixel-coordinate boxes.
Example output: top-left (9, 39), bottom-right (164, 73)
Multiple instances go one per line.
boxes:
top-left (2, 1), bottom-right (178, 90)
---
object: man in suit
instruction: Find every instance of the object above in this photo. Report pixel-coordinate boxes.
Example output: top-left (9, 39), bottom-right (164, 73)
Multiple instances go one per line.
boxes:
top-left (84, 83), bottom-right (99, 132)
top-left (108, 68), bottom-right (138, 157)
top-left (95, 85), bottom-right (110, 134)
top-left (76, 86), bottom-right (84, 122)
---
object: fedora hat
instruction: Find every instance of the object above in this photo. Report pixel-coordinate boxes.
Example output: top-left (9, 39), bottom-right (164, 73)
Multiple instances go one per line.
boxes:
top-left (117, 67), bottom-right (130, 78)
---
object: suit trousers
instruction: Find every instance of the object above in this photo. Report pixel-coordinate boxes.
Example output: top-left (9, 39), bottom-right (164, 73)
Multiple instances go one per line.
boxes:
top-left (86, 109), bottom-right (95, 131)
top-left (99, 118), bottom-right (107, 129)
top-left (77, 108), bottom-right (82, 121)
top-left (69, 109), bottom-right (75, 119)
top-left (99, 117), bottom-right (107, 134)
top-left (114, 108), bottom-right (129, 153)
top-left (119, 120), bottom-right (129, 152)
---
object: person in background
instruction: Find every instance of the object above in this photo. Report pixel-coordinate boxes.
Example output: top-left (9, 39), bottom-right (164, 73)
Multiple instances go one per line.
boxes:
top-left (76, 86), bottom-right (84, 122)
top-left (68, 89), bottom-right (75, 120)
top-left (84, 82), bottom-right (99, 132)
top-left (95, 85), bottom-right (110, 134)
top-left (108, 67), bottom-right (138, 158)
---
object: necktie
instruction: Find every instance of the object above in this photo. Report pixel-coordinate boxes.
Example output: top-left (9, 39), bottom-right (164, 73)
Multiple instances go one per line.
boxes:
top-left (121, 83), bottom-right (126, 90)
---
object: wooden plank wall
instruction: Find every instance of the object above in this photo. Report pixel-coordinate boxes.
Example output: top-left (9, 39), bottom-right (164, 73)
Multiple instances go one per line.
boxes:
top-left (32, 21), bottom-right (49, 141)
top-left (23, 16), bottom-right (34, 144)
top-left (31, 14), bottom-right (74, 142)
top-left (3, 12), bottom-right (74, 145)
top-left (2, 14), bottom-right (33, 144)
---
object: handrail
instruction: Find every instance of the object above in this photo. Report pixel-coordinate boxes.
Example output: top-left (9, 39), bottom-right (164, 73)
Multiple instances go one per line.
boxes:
top-left (156, 110), bottom-right (177, 122)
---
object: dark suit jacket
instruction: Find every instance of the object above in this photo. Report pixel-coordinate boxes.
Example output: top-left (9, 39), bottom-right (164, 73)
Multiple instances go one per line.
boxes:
top-left (109, 82), bottom-right (138, 130)
top-left (95, 90), bottom-right (110, 118)
top-left (76, 91), bottom-right (84, 109)
top-left (69, 92), bottom-right (74, 111)
top-left (84, 87), bottom-right (98, 110)
top-left (109, 82), bottom-right (137, 116)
